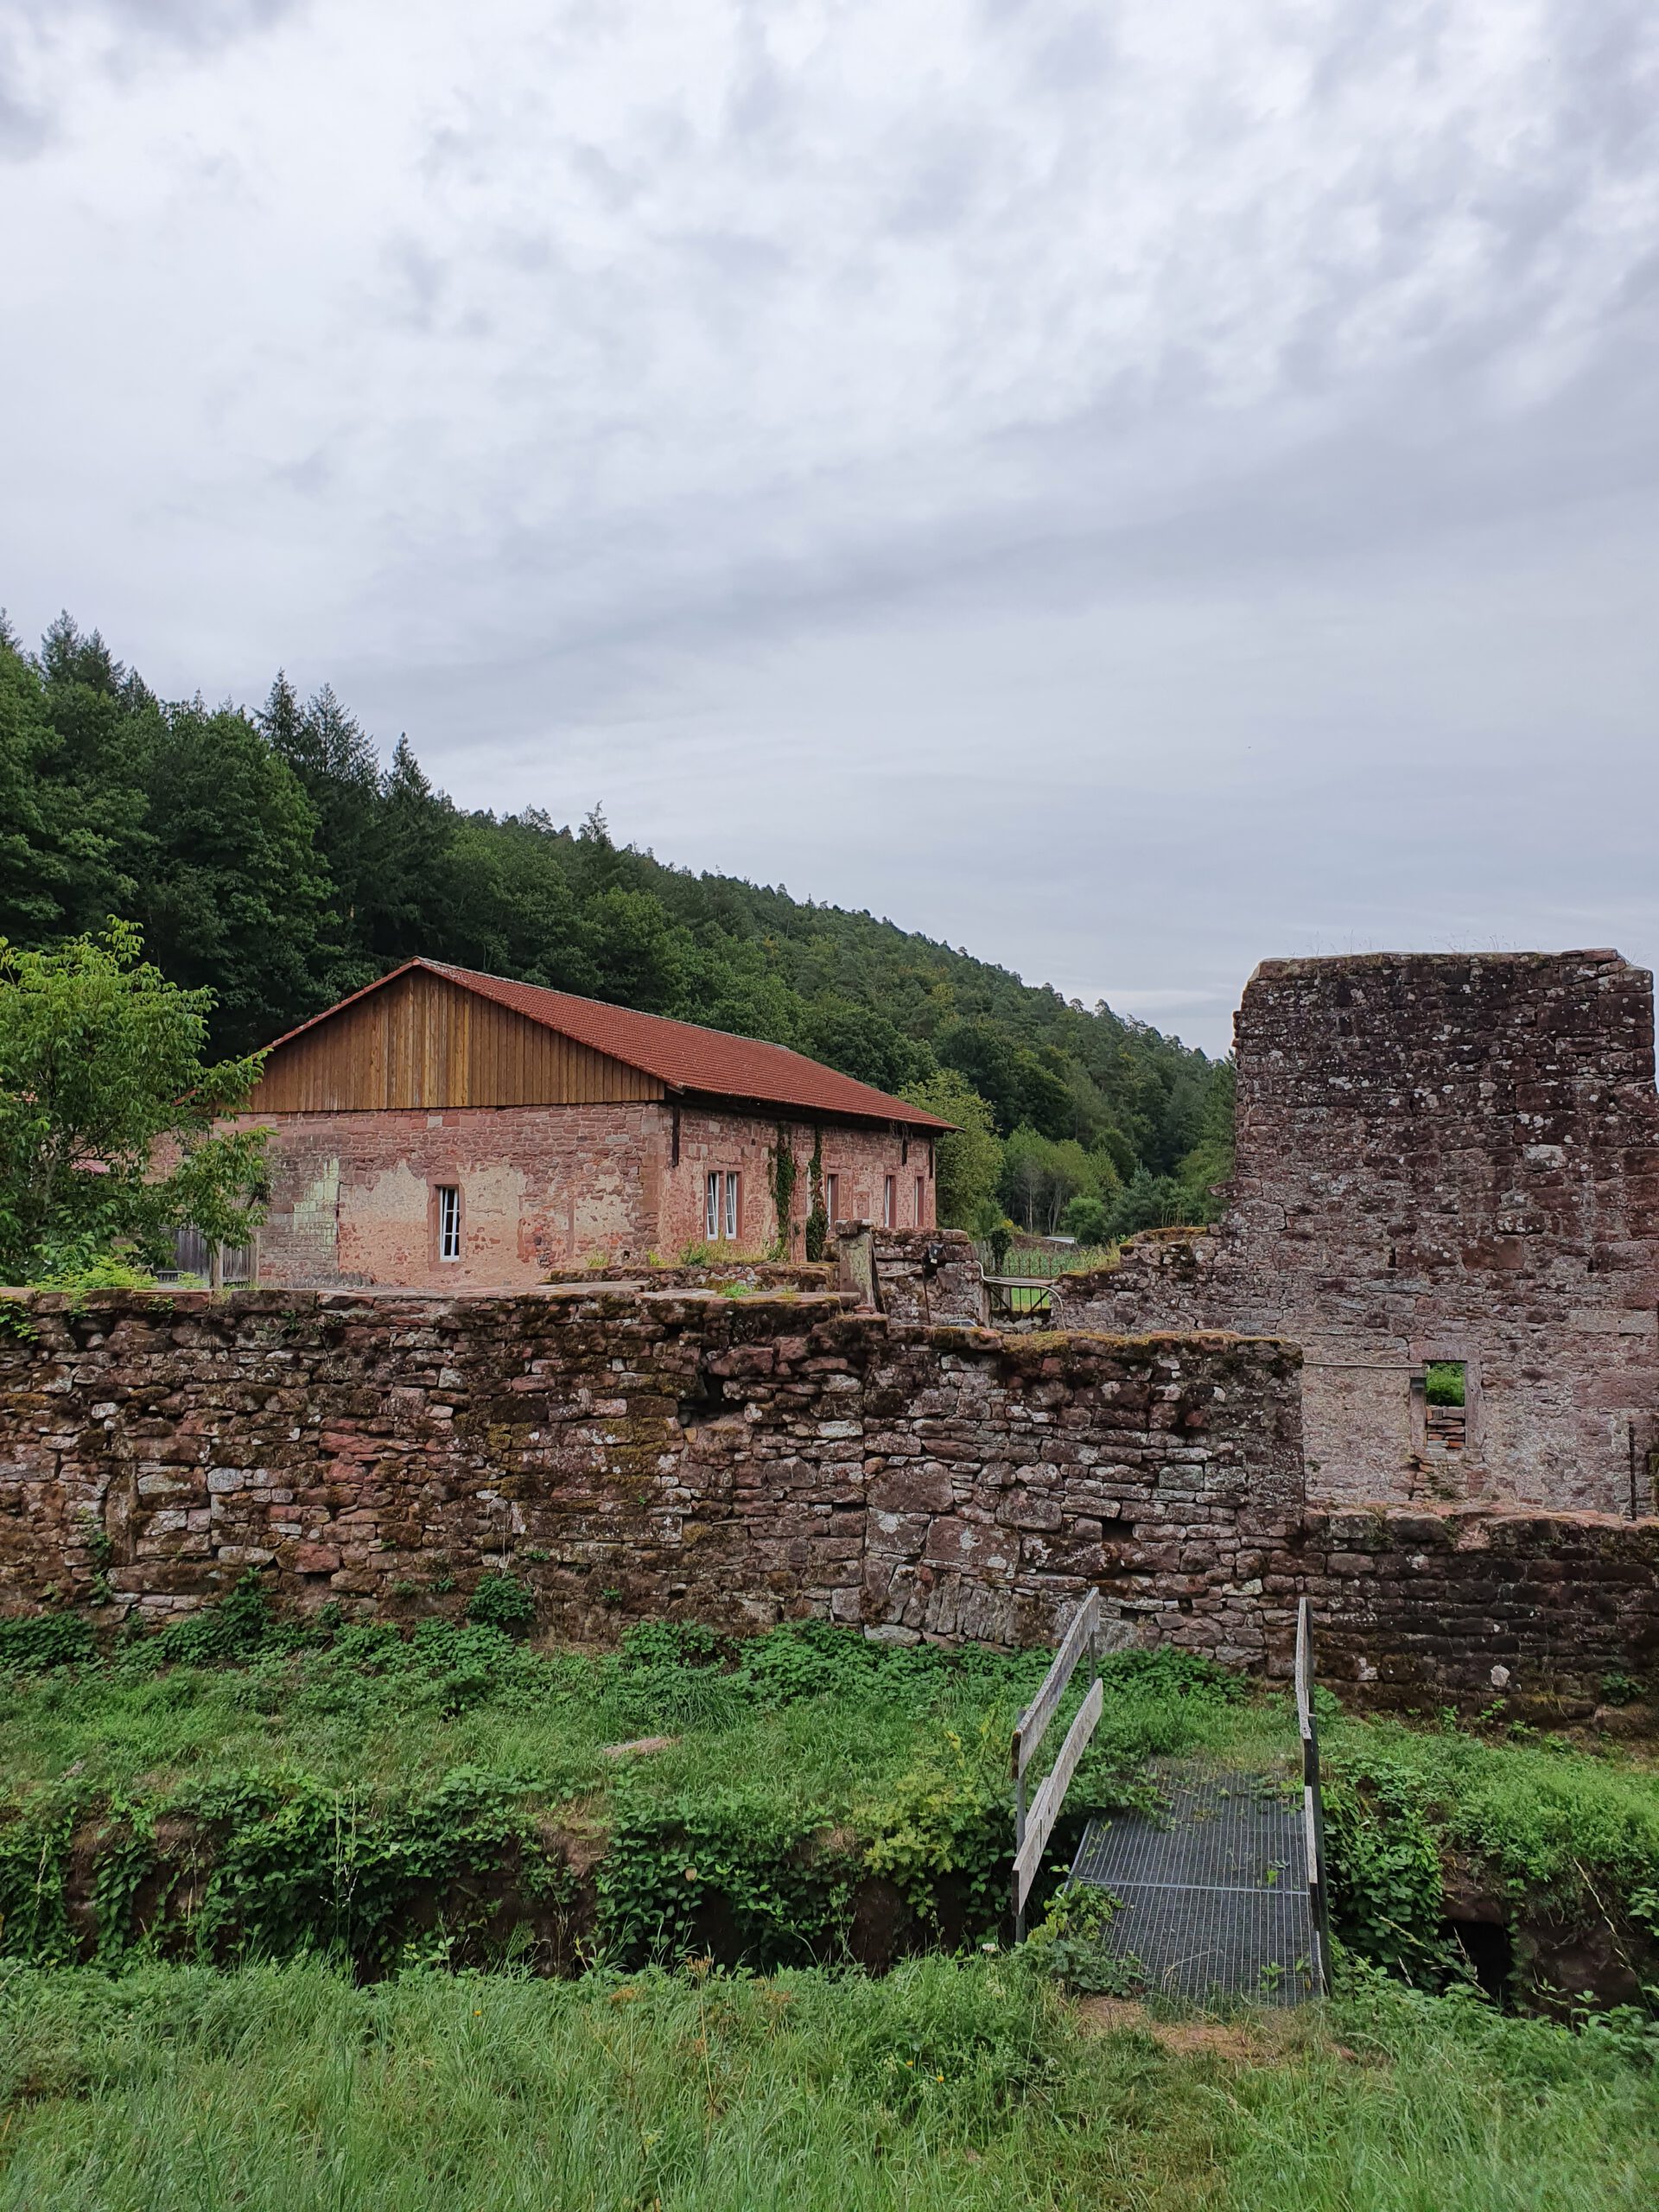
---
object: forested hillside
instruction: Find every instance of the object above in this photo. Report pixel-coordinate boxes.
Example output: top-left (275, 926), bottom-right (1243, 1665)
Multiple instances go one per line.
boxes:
top-left (0, 613), bottom-right (1230, 1233)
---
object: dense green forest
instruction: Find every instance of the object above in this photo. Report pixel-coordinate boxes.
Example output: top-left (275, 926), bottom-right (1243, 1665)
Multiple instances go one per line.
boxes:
top-left (0, 612), bottom-right (1230, 1234)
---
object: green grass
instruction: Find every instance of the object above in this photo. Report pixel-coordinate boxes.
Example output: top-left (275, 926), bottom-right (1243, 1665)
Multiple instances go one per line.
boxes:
top-left (0, 1608), bottom-right (1268, 1821)
top-left (4, 1608), bottom-right (1659, 2206)
top-left (0, 1956), bottom-right (1656, 2211)
top-left (3, 1606), bottom-right (1658, 1984)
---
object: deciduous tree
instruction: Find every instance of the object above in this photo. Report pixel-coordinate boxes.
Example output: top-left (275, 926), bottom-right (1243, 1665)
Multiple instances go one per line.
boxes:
top-left (0, 924), bottom-right (267, 1282)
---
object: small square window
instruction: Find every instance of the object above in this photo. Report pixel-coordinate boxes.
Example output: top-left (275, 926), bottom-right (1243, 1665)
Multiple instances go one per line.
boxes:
top-left (436, 1185), bottom-right (461, 1262)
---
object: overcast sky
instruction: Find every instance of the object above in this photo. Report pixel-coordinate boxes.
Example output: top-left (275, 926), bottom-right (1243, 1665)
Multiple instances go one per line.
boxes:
top-left (3, 1), bottom-right (1656, 1052)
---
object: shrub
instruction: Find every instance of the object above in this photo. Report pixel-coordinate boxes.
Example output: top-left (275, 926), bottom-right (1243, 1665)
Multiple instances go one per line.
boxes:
top-left (1059, 1195), bottom-right (1111, 1247)
top-left (0, 1611), bottom-right (96, 1673)
top-left (466, 1572), bottom-right (537, 1637)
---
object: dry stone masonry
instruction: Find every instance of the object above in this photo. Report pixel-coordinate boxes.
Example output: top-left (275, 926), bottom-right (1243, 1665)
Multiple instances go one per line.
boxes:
top-left (1054, 952), bottom-right (1659, 1516)
top-left (2, 1281), bottom-right (1656, 1709)
top-left (0, 1287), bottom-right (1299, 1662)
top-left (4, 949), bottom-right (1659, 1709)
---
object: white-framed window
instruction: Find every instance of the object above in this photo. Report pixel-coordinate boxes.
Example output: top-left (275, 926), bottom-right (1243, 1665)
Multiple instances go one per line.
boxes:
top-left (915, 1175), bottom-right (925, 1224)
top-left (436, 1184), bottom-right (461, 1262)
top-left (705, 1171), bottom-right (741, 1242)
top-left (823, 1172), bottom-right (839, 1224)
top-left (882, 1174), bottom-right (895, 1228)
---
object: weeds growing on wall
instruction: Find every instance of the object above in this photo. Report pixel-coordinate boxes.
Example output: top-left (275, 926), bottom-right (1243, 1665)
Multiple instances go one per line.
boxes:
top-left (766, 1124), bottom-right (798, 1259)
top-left (466, 1573), bottom-right (537, 1637)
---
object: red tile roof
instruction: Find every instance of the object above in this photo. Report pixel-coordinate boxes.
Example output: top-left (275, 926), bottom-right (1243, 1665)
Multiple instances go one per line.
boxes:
top-left (264, 959), bottom-right (955, 1129)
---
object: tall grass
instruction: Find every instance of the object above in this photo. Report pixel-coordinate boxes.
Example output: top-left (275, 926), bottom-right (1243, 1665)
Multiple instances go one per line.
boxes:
top-left (5, 1614), bottom-right (1659, 2207)
top-left (2, 1957), bottom-right (1656, 2212)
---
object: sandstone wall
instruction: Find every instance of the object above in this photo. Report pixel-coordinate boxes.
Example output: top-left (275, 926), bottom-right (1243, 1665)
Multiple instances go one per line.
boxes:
top-left (243, 1102), bottom-right (665, 1286)
top-left (1054, 952), bottom-right (1659, 1515)
top-left (1301, 1505), bottom-right (1659, 1710)
top-left (245, 1103), bottom-right (927, 1287)
top-left (3, 1288), bottom-right (1657, 1707)
top-left (868, 1229), bottom-right (988, 1327)
top-left (655, 1111), bottom-right (927, 1261)
top-left (0, 1287), bottom-right (1299, 1664)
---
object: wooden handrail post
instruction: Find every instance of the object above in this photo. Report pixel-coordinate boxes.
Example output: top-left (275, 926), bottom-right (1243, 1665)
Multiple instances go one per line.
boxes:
top-left (1011, 1590), bottom-right (1104, 1940)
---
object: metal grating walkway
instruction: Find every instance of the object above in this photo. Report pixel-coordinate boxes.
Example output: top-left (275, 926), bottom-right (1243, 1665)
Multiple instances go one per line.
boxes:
top-left (1068, 1765), bottom-right (1319, 2006)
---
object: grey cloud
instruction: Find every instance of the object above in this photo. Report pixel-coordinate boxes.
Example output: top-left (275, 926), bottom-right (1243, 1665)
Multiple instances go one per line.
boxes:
top-left (23, 0), bottom-right (306, 64)
top-left (5, 1), bottom-right (1659, 1054)
top-left (0, 78), bottom-right (51, 161)
top-left (1, 0), bottom-right (304, 158)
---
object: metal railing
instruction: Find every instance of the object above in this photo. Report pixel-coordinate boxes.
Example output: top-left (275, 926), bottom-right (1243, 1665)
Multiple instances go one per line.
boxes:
top-left (1294, 1595), bottom-right (1333, 1995)
top-left (973, 1239), bottom-right (1094, 1279)
top-left (983, 1274), bottom-right (1053, 1323)
top-left (1010, 1589), bottom-right (1104, 1938)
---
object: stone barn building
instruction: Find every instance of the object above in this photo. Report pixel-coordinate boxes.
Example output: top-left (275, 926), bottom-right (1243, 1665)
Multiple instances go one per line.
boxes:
top-left (235, 959), bottom-right (950, 1287)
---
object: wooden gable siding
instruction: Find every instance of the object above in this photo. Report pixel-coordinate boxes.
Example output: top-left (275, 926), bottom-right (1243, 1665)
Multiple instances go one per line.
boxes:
top-left (248, 968), bottom-right (664, 1113)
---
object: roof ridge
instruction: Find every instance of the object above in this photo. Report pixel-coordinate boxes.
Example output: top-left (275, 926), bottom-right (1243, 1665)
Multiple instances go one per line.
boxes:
top-left (422, 958), bottom-right (837, 1056)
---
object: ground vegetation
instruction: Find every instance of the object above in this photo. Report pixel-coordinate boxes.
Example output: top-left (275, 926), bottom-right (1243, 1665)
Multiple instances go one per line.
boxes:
top-left (2, 1603), bottom-right (1657, 2208)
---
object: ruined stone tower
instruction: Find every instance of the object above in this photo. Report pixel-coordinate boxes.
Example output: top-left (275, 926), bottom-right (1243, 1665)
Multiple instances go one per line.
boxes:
top-left (1055, 951), bottom-right (1659, 1514)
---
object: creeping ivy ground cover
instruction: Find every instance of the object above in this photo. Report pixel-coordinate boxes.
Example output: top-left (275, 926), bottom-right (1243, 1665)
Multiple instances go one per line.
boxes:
top-left (3, 1584), bottom-right (1659, 1998)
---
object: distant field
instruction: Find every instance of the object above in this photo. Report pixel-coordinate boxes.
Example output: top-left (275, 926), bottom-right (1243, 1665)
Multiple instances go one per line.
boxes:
top-left (3, 1599), bottom-right (1658, 2208)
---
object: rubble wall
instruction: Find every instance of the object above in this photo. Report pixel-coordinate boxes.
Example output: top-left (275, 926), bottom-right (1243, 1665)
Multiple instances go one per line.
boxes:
top-left (3, 1288), bottom-right (1657, 1706)
top-left (0, 1287), bottom-right (1299, 1664)
top-left (1054, 952), bottom-right (1659, 1514)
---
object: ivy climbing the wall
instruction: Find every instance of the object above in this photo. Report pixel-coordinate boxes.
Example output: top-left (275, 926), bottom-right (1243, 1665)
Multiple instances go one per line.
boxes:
top-left (804, 1127), bottom-right (829, 1262)
top-left (767, 1122), bottom-right (798, 1259)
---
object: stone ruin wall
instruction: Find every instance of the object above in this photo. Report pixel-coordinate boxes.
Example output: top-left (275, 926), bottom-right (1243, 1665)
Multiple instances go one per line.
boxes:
top-left (3, 1284), bottom-right (1657, 1713)
top-left (8, 954), bottom-right (1659, 1707)
top-left (1053, 951), bottom-right (1659, 1517)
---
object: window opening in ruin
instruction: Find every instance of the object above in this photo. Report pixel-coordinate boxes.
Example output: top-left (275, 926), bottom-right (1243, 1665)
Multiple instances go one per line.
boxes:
top-left (1424, 1361), bottom-right (1466, 1452)
top-left (883, 1175), bottom-right (895, 1228)
top-left (436, 1185), bottom-right (461, 1262)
